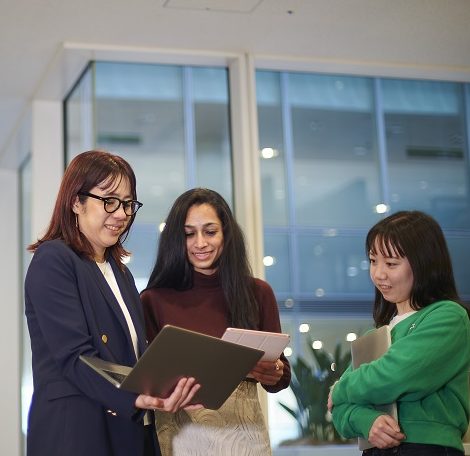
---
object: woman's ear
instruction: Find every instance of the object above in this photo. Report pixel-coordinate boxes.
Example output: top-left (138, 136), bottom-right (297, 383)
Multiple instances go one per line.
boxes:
top-left (72, 195), bottom-right (81, 215)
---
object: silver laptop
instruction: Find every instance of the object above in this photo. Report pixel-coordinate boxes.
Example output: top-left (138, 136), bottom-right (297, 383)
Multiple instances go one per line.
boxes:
top-left (350, 325), bottom-right (398, 450)
top-left (80, 324), bottom-right (264, 410)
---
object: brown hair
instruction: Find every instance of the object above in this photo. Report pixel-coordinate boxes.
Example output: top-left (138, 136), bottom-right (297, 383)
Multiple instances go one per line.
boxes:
top-left (28, 150), bottom-right (139, 266)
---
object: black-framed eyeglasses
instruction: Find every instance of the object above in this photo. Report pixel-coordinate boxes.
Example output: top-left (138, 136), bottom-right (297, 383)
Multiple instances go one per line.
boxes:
top-left (78, 191), bottom-right (143, 216)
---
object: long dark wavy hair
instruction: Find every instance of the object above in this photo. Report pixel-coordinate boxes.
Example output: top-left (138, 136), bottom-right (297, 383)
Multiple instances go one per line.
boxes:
top-left (28, 150), bottom-right (139, 267)
top-left (366, 210), bottom-right (468, 327)
top-left (144, 188), bottom-right (259, 329)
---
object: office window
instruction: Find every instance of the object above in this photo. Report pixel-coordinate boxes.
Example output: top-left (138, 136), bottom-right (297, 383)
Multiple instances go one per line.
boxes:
top-left (256, 70), bottom-right (470, 446)
top-left (257, 70), bottom-right (470, 304)
top-left (383, 79), bottom-right (469, 227)
top-left (64, 63), bottom-right (94, 154)
top-left (258, 72), bottom-right (381, 302)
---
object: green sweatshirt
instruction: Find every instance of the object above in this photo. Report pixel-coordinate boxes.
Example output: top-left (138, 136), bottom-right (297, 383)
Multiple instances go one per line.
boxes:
top-left (332, 300), bottom-right (470, 451)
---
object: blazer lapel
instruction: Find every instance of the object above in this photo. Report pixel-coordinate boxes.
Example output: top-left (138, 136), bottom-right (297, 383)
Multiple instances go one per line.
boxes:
top-left (86, 260), bottom-right (138, 360)
top-left (109, 260), bottom-right (148, 357)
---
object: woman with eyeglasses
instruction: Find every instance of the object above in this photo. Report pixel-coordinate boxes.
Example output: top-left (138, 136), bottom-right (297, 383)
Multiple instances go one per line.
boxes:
top-left (24, 150), bottom-right (201, 456)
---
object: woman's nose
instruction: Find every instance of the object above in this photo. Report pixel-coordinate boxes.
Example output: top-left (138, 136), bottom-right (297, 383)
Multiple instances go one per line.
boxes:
top-left (372, 264), bottom-right (386, 280)
top-left (113, 204), bottom-right (128, 219)
top-left (194, 232), bottom-right (207, 247)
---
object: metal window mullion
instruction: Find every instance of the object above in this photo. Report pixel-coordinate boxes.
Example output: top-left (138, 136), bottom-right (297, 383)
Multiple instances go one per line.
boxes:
top-left (374, 78), bottom-right (390, 209)
top-left (463, 83), bottom-right (470, 188)
top-left (280, 72), bottom-right (301, 324)
top-left (83, 65), bottom-right (94, 152)
top-left (183, 67), bottom-right (197, 188)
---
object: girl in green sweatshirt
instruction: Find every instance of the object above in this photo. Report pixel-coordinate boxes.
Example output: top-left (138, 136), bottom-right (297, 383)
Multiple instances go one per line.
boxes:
top-left (329, 210), bottom-right (470, 455)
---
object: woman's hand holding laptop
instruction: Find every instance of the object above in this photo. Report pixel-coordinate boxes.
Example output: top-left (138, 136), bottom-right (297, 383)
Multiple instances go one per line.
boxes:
top-left (135, 377), bottom-right (202, 413)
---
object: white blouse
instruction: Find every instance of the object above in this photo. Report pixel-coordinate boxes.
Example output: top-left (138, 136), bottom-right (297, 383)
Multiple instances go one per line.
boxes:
top-left (96, 261), bottom-right (139, 358)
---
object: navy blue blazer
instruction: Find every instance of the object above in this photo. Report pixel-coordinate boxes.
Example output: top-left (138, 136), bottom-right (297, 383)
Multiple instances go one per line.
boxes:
top-left (24, 239), bottom-right (157, 456)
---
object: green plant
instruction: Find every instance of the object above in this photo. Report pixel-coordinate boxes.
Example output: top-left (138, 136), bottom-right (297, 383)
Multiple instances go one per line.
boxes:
top-left (278, 340), bottom-right (352, 445)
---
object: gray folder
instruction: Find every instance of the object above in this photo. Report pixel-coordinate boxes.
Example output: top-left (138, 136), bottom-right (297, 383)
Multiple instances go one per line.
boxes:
top-left (350, 325), bottom-right (398, 451)
top-left (80, 324), bottom-right (264, 410)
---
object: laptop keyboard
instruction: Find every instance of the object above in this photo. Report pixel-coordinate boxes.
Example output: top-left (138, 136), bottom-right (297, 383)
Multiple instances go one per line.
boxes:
top-left (104, 370), bottom-right (127, 384)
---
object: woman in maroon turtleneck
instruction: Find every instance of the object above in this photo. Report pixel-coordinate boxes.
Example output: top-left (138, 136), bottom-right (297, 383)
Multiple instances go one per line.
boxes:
top-left (141, 188), bottom-right (291, 456)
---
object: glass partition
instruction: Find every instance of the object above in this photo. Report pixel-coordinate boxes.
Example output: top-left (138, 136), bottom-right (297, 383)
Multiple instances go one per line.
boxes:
top-left (64, 63), bottom-right (94, 156)
top-left (256, 70), bottom-right (470, 447)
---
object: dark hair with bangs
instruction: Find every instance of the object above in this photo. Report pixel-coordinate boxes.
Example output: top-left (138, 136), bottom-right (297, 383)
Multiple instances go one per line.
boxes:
top-left (28, 150), bottom-right (138, 267)
top-left (144, 188), bottom-right (259, 329)
top-left (366, 210), bottom-right (464, 327)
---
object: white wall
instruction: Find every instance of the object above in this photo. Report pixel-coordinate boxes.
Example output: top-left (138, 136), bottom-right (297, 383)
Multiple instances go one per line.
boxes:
top-left (0, 101), bottom-right (64, 456)
top-left (0, 168), bottom-right (21, 455)
top-left (31, 100), bottom-right (64, 239)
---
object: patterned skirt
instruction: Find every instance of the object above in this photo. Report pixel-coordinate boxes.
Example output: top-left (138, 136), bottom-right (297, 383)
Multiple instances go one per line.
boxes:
top-left (155, 380), bottom-right (272, 456)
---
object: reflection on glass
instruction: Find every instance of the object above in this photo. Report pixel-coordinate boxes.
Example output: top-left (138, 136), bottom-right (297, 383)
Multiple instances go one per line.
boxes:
top-left (447, 236), bottom-right (470, 296)
top-left (257, 71), bottom-right (289, 226)
top-left (65, 65), bottom-right (93, 158)
top-left (383, 79), bottom-right (470, 229)
top-left (297, 233), bottom-right (370, 296)
top-left (192, 67), bottom-right (232, 199)
top-left (263, 255), bottom-right (276, 267)
top-left (298, 323), bottom-right (310, 333)
top-left (257, 70), bottom-right (470, 308)
top-left (346, 332), bottom-right (357, 342)
top-left (263, 233), bottom-right (291, 293)
top-left (94, 61), bottom-right (187, 227)
top-left (311, 340), bottom-right (323, 349)
top-left (288, 73), bottom-right (380, 228)
top-left (84, 61), bottom-right (233, 285)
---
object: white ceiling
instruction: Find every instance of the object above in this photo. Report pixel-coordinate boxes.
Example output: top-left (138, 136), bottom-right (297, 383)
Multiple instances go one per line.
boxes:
top-left (1, 0), bottom-right (470, 165)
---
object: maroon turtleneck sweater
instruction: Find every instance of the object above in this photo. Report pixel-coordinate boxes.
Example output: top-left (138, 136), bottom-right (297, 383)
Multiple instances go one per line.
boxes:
top-left (141, 271), bottom-right (291, 393)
